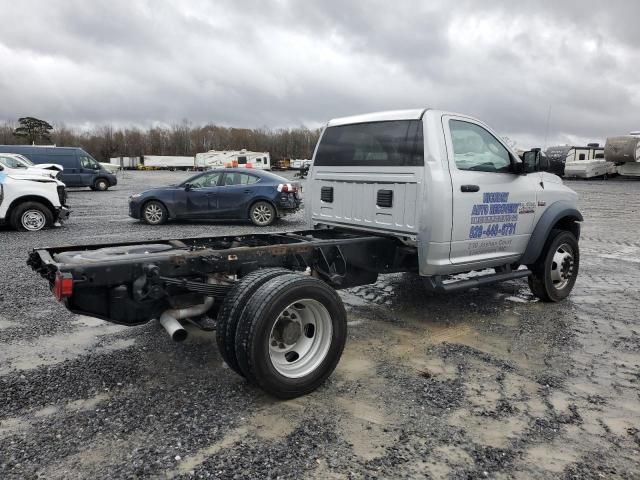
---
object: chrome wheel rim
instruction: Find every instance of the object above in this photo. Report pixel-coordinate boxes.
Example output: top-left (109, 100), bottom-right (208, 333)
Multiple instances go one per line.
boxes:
top-left (550, 243), bottom-right (574, 290)
top-left (144, 204), bottom-right (163, 224)
top-left (253, 204), bottom-right (273, 225)
top-left (268, 299), bottom-right (333, 378)
top-left (97, 181), bottom-right (107, 190)
top-left (21, 210), bottom-right (46, 231)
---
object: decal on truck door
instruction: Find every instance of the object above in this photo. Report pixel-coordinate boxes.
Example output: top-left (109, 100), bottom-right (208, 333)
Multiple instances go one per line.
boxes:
top-left (468, 191), bottom-right (534, 239)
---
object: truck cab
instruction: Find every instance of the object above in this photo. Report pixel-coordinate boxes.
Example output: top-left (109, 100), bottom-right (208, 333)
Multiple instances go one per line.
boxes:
top-left (306, 109), bottom-right (580, 279)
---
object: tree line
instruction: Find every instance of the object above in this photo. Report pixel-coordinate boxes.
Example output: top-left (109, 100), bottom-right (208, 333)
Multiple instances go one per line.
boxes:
top-left (0, 118), bottom-right (321, 162)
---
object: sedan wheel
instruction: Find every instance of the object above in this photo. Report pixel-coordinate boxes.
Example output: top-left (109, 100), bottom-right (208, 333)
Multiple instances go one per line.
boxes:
top-left (250, 201), bottom-right (276, 226)
top-left (143, 201), bottom-right (167, 225)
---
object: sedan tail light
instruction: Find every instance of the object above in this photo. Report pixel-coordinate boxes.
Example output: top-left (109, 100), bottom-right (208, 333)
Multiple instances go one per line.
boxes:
top-left (53, 271), bottom-right (74, 301)
top-left (277, 183), bottom-right (298, 193)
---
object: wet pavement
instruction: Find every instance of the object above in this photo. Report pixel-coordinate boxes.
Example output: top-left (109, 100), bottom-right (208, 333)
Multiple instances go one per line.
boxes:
top-left (0, 172), bottom-right (639, 479)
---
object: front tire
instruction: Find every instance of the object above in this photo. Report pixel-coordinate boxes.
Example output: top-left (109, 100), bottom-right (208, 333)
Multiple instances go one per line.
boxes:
top-left (11, 202), bottom-right (53, 232)
top-left (94, 178), bottom-right (109, 191)
top-left (528, 229), bottom-right (579, 302)
top-left (250, 201), bottom-right (276, 227)
top-left (141, 200), bottom-right (168, 225)
top-left (234, 274), bottom-right (347, 399)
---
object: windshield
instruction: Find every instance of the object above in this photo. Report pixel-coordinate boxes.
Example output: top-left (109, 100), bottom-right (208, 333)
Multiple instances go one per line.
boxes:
top-left (0, 155), bottom-right (28, 169)
top-left (314, 120), bottom-right (424, 167)
top-left (15, 154), bottom-right (34, 166)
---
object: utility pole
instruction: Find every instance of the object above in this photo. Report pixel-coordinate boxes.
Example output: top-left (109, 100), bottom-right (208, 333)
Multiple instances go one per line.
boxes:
top-left (543, 105), bottom-right (552, 149)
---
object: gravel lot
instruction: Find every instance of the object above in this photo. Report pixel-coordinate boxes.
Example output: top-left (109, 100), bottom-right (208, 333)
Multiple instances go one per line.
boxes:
top-left (1, 171), bottom-right (639, 479)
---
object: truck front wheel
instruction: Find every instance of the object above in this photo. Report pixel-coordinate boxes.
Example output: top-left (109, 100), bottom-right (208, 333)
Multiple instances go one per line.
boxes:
top-left (11, 201), bottom-right (53, 232)
top-left (528, 229), bottom-right (579, 302)
top-left (234, 274), bottom-right (347, 399)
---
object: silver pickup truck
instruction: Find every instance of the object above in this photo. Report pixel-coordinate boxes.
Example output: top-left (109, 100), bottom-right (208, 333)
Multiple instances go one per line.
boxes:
top-left (28, 109), bottom-right (582, 398)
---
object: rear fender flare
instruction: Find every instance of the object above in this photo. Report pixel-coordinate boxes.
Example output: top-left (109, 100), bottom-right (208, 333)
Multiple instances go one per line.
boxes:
top-left (520, 201), bottom-right (583, 265)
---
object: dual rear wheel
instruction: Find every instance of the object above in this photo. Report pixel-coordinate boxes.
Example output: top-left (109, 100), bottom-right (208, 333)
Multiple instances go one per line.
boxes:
top-left (216, 270), bottom-right (347, 399)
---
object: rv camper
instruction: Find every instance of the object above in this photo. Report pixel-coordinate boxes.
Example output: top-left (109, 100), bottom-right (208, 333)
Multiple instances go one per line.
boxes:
top-left (562, 144), bottom-right (616, 179)
top-left (605, 132), bottom-right (640, 177)
top-left (194, 150), bottom-right (270, 171)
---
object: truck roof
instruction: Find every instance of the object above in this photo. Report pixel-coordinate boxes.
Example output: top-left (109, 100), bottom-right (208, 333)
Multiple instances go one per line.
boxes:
top-left (327, 109), bottom-right (427, 127)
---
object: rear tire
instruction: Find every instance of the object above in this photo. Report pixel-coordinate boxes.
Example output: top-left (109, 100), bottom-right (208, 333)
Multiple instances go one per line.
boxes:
top-left (141, 200), bottom-right (168, 225)
top-left (216, 268), bottom-right (292, 376)
top-left (234, 274), bottom-right (347, 399)
top-left (94, 178), bottom-right (109, 191)
top-left (250, 201), bottom-right (276, 227)
top-left (11, 201), bottom-right (53, 232)
top-left (527, 229), bottom-right (579, 302)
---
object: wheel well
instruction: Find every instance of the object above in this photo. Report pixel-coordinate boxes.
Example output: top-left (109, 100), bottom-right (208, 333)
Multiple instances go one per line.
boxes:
top-left (141, 198), bottom-right (168, 216)
top-left (248, 199), bottom-right (276, 217)
top-left (7, 196), bottom-right (56, 220)
top-left (551, 216), bottom-right (581, 240)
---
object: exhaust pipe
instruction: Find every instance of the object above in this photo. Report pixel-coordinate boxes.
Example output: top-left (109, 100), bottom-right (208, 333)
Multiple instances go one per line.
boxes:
top-left (160, 312), bottom-right (188, 342)
top-left (159, 276), bottom-right (217, 342)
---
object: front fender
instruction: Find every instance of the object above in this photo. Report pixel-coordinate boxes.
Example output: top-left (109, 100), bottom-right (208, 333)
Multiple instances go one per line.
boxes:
top-left (519, 201), bottom-right (583, 265)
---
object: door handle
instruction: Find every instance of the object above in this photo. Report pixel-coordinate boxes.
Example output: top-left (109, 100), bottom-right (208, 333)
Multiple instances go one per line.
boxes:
top-left (244, 189), bottom-right (251, 193)
top-left (461, 185), bottom-right (480, 193)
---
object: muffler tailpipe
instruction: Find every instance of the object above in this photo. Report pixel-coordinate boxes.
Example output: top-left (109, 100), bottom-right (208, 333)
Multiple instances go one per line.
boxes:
top-left (159, 276), bottom-right (217, 342)
top-left (159, 312), bottom-right (188, 342)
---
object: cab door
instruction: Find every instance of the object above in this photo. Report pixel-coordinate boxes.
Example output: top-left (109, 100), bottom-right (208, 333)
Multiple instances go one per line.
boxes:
top-left (443, 116), bottom-right (540, 266)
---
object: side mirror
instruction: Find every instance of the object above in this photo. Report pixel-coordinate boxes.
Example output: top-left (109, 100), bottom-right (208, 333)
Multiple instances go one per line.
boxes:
top-left (523, 149), bottom-right (542, 173)
top-left (184, 183), bottom-right (193, 191)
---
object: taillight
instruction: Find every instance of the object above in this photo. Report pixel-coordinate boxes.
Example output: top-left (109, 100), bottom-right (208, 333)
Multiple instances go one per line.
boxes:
top-left (277, 183), bottom-right (298, 193)
top-left (53, 272), bottom-right (73, 301)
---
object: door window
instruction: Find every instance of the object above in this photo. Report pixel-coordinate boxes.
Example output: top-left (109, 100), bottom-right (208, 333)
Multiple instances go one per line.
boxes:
top-left (189, 171), bottom-right (222, 188)
top-left (450, 120), bottom-right (511, 173)
top-left (80, 155), bottom-right (100, 169)
top-left (0, 156), bottom-right (26, 168)
top-left (223, 173), bottom-right (259, 186)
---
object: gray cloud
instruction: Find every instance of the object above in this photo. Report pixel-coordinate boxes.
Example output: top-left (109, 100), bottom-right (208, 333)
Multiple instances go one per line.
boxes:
top-left (0, 0), bottom-right (638, 147)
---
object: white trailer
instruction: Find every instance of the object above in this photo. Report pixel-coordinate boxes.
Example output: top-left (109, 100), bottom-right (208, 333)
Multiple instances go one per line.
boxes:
top-left (142, 156), bottom-right (195, 170)
top-left (195, 150), bottom-right (271, 170)
top-left (291, 159), bottom-right (312, 169)
top-left (110, 157), bottom-right (140, 169)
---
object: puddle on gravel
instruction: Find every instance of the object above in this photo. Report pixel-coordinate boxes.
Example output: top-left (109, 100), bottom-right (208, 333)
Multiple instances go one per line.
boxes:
top-left (0, 417), bottom-right (30, 438)
top-left (0, 322), bottom-right (133, 374)
top-left (167, 405), bottom-right (299, 478)
top-left (0, 315), bottom-right (17, 330)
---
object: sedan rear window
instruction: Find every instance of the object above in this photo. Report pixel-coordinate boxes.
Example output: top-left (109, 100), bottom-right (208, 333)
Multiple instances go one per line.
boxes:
top-left (314, 120), bottom-right (424, 167)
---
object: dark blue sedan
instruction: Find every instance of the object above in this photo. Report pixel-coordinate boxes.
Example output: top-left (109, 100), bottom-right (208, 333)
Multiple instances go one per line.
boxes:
top-left (129, 168), bottom-right (301, 226)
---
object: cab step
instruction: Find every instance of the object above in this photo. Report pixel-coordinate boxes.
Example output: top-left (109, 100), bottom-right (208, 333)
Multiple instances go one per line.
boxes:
top-left (425, 269), bottom-right (532, 293)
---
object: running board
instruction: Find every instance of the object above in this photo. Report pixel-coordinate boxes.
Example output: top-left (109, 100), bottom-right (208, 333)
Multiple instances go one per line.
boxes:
top-left (425, 269), bottom-right (531, 293)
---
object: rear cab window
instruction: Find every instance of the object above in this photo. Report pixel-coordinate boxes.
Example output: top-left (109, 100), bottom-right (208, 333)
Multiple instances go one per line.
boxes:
top-left (315, 120), bottom-right (424, 166)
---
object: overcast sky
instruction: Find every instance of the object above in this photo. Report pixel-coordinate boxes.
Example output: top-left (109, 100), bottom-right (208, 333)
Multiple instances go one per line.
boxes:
top-left (1, 0), bottom-right (638, 147)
